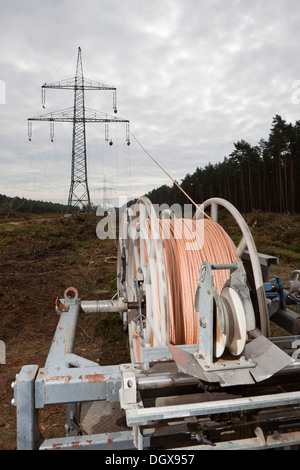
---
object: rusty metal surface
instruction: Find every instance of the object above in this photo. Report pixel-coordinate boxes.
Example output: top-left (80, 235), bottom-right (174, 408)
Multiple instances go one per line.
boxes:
top-left (39, 431), bottom-right (135, 450)
top-left (35, 364), bottom-right (121, 408)
top-left (55, 297), bottom-right (69, 312)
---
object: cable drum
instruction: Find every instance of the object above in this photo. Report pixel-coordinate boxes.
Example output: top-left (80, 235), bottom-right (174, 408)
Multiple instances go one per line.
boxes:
top-left (118, 197), bottom-right (250, 363)
top-left (124, 133), bottom-right (269, 341)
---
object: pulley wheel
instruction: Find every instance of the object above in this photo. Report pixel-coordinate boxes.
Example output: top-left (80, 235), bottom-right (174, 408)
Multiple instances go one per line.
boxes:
top-left (220, 286), bottom-right (247, 356)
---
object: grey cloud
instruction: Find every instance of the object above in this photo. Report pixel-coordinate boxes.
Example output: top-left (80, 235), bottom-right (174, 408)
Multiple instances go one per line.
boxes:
top-left (0, 0), bottom-right (300, 205)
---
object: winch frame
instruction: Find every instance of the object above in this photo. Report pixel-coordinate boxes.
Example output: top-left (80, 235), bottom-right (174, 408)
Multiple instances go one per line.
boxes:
top-left (13, 280), bottom-right (300, 450)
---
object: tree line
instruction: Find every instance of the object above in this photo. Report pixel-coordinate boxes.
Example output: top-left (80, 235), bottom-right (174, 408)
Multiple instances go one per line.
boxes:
top-left (146, 115), bottom-right (300, 213)
top-left (0, 194), bottom-right (70, 214)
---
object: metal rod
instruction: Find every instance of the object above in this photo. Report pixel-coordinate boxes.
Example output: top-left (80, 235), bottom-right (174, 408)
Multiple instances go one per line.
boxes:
top-left (80, 298), bottom-right (128, 313)
top-left (136, 360), bottom-right (300, 390)
top-left (136, 373), bottom-right (199, 390)
top-left (126, 390), bottom-right (300, 426)
top-left (80, 298), bottom-right (143, 313)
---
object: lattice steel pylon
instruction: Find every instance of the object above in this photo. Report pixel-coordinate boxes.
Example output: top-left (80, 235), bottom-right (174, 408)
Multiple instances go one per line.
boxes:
top-left (28, 47), bottom-right (130, 212)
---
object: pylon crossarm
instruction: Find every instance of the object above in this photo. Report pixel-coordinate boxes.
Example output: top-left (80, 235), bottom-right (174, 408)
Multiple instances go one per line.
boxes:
top-left (42, 77), bottom-right (117, 91)
top-left (28, 107), bottom-right (129, 123)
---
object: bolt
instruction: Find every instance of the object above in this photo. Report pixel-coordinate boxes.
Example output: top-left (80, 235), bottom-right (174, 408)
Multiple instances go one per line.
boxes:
top-left (200, 266), bottom-right (206, 282)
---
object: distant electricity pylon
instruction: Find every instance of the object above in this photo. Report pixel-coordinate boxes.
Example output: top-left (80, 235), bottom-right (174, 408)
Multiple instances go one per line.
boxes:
top-left (28, 47), bottom-right (130, 212)
top-left (97, 176), bottom-right (116, 210)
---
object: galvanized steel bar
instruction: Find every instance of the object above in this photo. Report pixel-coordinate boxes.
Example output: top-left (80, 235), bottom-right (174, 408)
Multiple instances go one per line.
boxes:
top-left (45, 302), bottom-right (80, 369)
top-left (125, 390), bottom-right (300, 426)
top-left (13, 365), bottom-right (40, 450)
top-left (80, 298), bottom-right (127, 313)
top-left (136, 373), bottom-right (199, 390)
top-left (35, 365), bottom-right (121, 408)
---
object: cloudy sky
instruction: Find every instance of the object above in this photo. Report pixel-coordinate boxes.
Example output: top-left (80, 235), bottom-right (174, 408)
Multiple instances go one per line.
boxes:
top-left (1, 0), bottom-right (300, 207)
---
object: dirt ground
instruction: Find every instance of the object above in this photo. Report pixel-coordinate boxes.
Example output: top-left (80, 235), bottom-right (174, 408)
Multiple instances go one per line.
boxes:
top-left (0, 212), bottom-right (130, 449)
top-left (0, 210), bottom-right (299, 450)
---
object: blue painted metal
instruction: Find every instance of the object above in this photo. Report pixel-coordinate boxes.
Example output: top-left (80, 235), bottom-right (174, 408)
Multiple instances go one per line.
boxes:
top-left (264, 275), bottom-right (285, 304)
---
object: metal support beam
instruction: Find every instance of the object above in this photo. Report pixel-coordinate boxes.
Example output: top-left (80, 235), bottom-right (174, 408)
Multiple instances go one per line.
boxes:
top-left (13, 365), bottom-right (40, 450)
top-left (39, 430), bottom-right (135, 450)
top-left (35, 365), bottom-right (121, 407)
top-left (125, 390), bottom-right (300, 427)
top-left (271, 308), bottom-right (300, 335)
top-left (45, 302), bottom-right (80, 369)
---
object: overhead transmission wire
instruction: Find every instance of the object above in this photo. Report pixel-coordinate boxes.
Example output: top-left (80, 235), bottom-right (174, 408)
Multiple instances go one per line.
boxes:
top-left (43, 48), bottom-right (79, 85)
top-left (129, 130), bottom-right (209, 218)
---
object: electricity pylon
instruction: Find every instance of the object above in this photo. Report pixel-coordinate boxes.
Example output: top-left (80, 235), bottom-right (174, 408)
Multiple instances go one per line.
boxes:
top-left (28, 47), bottom-right (130, 212)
